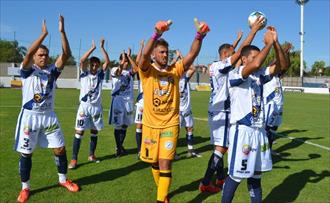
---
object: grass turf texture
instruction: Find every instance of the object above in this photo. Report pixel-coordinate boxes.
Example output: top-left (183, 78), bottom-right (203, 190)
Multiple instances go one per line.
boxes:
top-left (0, 88), bottom-right (329, 202)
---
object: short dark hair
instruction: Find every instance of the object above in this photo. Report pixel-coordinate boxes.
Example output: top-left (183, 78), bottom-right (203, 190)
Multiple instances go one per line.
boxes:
top-left (218, 43), bottom-right (232, 55)
top-left (119, 53), bottom-right (128, 61)
top-left (89, 56), bottom-right (100, 64)
top-left (240, 45), bottom-right (260, 57)
top-left (154, 38), bottom-right (169, 48)
top-left (38, 44), bottom-right (49, 53)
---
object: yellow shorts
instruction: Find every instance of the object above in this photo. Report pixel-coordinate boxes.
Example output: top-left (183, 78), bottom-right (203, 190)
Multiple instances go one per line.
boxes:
top-left (140, 125), bottom-right (179, 163)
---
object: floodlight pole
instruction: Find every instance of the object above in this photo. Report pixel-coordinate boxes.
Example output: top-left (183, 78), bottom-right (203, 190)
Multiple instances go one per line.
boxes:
top-left (297, 0), bottom-right (308, 86)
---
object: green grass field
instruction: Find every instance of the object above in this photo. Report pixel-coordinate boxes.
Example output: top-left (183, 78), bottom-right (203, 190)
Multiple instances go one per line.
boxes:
top-left (0, 88), bottom-right (329, 203)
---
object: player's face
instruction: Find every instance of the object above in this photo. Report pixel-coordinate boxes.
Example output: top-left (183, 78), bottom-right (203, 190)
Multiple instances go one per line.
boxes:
top-left (242, 50), bottom-right (260, 65)
top-left (90, 61), bottom-right (100, 73)
top-left (33, 48), bottom-right (49, 68)
top-left (153, 45), bottom-right (168, 68)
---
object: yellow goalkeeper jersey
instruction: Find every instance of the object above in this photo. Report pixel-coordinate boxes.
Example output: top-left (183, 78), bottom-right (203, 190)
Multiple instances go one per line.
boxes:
top-left (139, 60), bottom-right (184, 128)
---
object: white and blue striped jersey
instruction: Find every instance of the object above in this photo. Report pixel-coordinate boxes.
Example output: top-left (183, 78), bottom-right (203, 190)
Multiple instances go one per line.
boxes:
top-left (111, 67), bottom-right (134, 99)
top-left (263, 75), bottom-right (283, 107)
top-left (208, 57), bottom-right (234, 112)
top-left (79, 70), bottom-right (105, 105)
top-left (136, 76), bottom-right (143, 103)
top-left (20, 64), bottom-right (61, 112)
top-left (179, 73), bottom-right (191, 112)
top-left (228, 66), bottom-right (272, 128)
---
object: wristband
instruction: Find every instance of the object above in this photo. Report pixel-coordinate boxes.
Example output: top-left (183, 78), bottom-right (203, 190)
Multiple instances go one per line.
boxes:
top-left (152, 32), bottom-right (162, 40)
top-left (195, 32), bottom-right (205, 40)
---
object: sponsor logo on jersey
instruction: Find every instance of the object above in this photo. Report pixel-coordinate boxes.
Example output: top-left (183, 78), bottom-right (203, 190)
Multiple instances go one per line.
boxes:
top-left (160, 131), bottom-right (173, 138)
top-left (153, 98), bottom-right (161, 107)
top-left (144, 138), bottom-right (157, 145)
top-left (164, 141), bottom-right (174, 150)
top-left (79, 112), bottom-right (85, 117)
top-left (44, 123), bottom-right (60, 135)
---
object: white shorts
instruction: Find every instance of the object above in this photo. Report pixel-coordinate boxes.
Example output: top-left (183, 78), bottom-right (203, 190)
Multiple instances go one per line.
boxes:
top-left (135, 98), bottom-right (144, 124)
top-left (14, 109), bottom-right (65, 154)
top-left (265, 102), bottom-right (283, 127)
top-left (109, 96), bottom-right (134, 127)
top-left (227, 125), bottom-right (272, 178)
top-left (208, 111), bottom-right (230, 147)
top-left (180, 110), bottom-right (194, 128)
top-left (75, 103), bottom-right (103, 131)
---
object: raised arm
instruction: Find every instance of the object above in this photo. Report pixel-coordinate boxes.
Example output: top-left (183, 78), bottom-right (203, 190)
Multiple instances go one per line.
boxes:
top-left (279, 42), bottom-right (292, 75)
top-left (22, 20), bottom-right (48, 70)
top-left (182, 18), bottom-right (210, 71)
top-left (138, 20), bottom-right (172, 71)
top-left (80, 40), bottom-right (96, 72)
top-left (230, 16), bottom-right (265, 65)
top-left (114, 51), bottom-right (125, 76)
top-left (170, 49), bottom-right (183, 66)
top-left (136, 39), bottom-right (144, 65)
top-left (232, 30), bottom-right (243, 49)
top-left (55, 15), bottom-right (71, 70)
top-left (186, 65), bottom-right (196, 79)
top-left (127, 48), bottom-right (139, 74)
top-left (268, 26), bottom-right (289, 75)
top-left (100, 38), bottom-right (110, 71)
top-left (242, 30), bottom-right (274, 78)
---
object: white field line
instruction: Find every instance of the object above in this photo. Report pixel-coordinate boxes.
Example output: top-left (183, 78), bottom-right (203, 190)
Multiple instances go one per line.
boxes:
top-left (1, 105), bottom-right (329, 151)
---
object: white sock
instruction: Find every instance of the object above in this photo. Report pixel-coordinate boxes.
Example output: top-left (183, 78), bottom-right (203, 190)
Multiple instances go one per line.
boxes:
top-left (214, 150), bottom-right (223, 158)
top-left (188, 144), bottom-right (193, 150)
top-left (22, 181), bottom-right (30, 190)
top-left (58, 173), bottom-right (67, 183)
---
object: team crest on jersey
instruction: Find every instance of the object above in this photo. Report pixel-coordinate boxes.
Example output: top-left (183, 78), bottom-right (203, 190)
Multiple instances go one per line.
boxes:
top-left (33, 93), bottom-right (42, 103)
top-left (242, 144), bottom-right (251, 155)
top-left (164, 141), bottom-right (174, 150)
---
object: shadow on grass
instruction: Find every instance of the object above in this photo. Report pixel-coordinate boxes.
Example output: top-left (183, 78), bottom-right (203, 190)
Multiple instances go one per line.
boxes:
top-left (168, 178), bottom-right (219, 203)
top-left (264, 170), bottom-right (330, 203)
top-left (177, 135), bottom-right (210, 148)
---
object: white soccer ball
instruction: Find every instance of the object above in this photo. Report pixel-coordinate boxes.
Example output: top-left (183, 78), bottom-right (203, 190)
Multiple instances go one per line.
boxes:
top-left (248, 11), bottom-right (267, 30)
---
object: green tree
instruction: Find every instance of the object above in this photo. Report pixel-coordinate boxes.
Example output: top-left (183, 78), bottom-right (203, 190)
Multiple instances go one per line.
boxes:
top-left (311, 60), bottom-right (326, 76)
top-left (323, 66), bottom-right (330, 76)
top-left (0, 40), bottom-right (27, 63)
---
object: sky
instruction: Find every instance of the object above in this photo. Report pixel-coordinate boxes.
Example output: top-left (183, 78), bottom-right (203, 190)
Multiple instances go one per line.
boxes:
top-left (1, 0), bottom-right (329, 69)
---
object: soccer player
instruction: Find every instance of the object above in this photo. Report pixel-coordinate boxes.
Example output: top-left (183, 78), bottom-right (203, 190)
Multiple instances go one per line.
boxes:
top-left (178, 58), bottom-right (202, 157)
top-left (134, 40), bottom-right (145, 158)
top-left (68, 38), bottom-right (110, 169)
top-left (263, 43), bottom-right (292, 152)
top-left (221, 26), bottom-right (289, 203)
top-left (138, 19), bottom-right (210, 203)
top-left (109, 49), bottom-right (137, 157)
top-left (14, 16), bottom-right (79, 203)
top-left (199, 17), bottom-right (265, 193)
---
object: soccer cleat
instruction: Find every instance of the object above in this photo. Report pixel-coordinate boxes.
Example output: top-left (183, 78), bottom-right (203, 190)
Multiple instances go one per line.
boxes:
top-left (199, 182), bottom-right (220, 193)
top-left (59, 180), bottom-right (80, 192)
top-left (216, 179), bottom-right (225, 189)
top-left (17, 188), bottom-right (30, 203)
top-left (68, 160), bottom-right (77, 169)
top-left (187, 150), bottom-right (202, 158)
top-left (88, 155), bottom-right (100, 163)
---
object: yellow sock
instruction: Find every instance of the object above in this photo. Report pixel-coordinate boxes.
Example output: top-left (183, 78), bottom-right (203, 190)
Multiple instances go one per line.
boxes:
top-left (151, 165), bottom-right (160, 186)
top-left (157, 170), bottom-right (172, 202)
